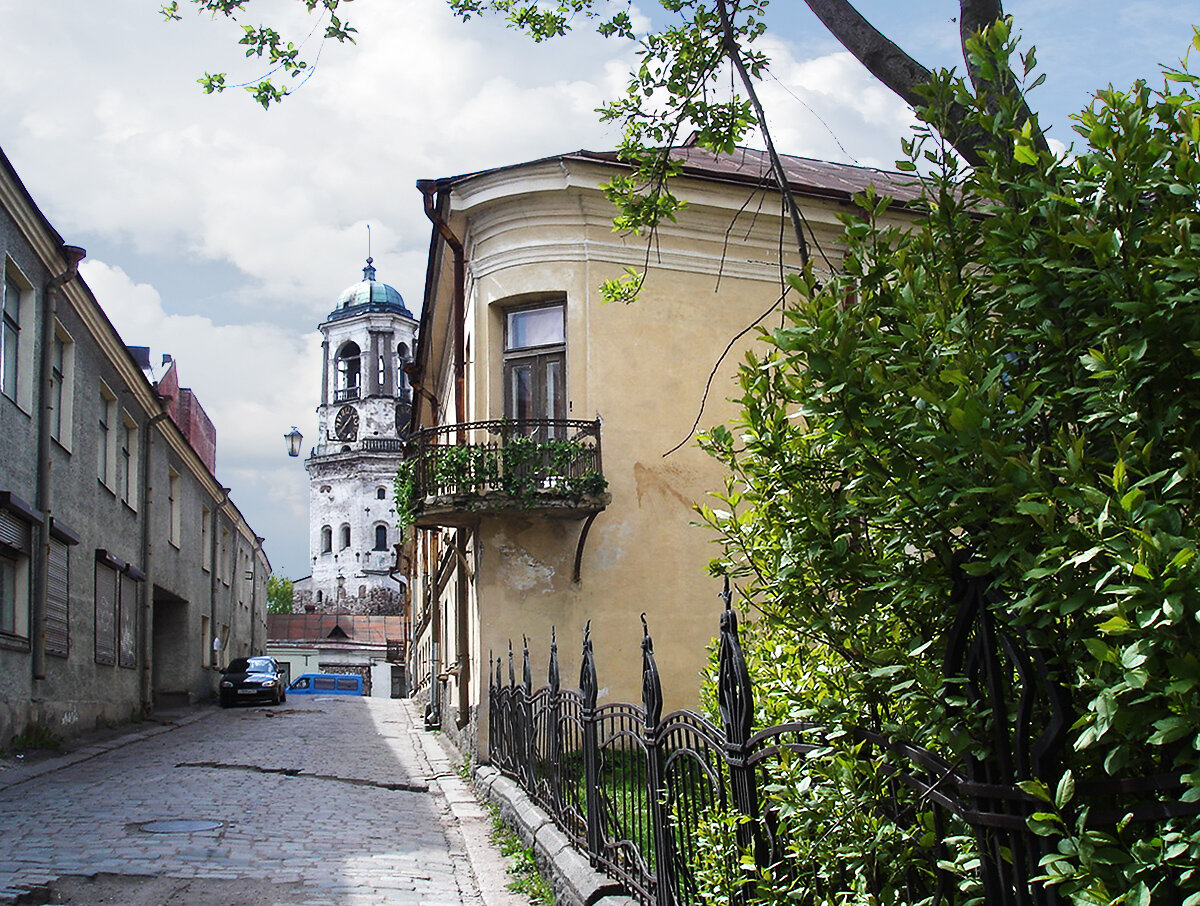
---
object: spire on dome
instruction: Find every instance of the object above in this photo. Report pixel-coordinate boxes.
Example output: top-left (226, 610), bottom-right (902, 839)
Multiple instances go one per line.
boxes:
top-left (362, 257), bottom-right (376, 282)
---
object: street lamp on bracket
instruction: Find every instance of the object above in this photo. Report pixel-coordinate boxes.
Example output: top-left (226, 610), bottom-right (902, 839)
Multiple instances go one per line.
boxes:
top-left (284, 426), bottom-right (303, 458)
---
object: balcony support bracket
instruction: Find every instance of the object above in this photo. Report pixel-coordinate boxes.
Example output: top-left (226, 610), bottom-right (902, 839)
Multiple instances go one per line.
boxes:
top-left (572, 510), bottom-right (601, 585)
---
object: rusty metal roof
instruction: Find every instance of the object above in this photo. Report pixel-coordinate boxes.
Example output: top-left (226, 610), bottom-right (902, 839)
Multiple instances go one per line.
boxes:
top-left (428, 137), bottom-right (924, 207)
top-left (573, 143), bottom-right (924, 206)
top-left (267, 614), bottom-right (406, 646)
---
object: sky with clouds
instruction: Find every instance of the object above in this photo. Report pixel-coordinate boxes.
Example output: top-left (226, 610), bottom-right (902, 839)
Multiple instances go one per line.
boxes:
top-left (0, 0), bottom-right (1193, 578)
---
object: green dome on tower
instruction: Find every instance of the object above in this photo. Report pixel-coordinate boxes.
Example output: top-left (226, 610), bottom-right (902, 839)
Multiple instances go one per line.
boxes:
top-left (328, 258), bottom-right (413, 321)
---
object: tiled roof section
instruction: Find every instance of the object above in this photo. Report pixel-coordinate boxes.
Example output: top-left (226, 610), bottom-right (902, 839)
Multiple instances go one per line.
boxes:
top-left (571, 144), bottom-right (924, 206)
top-left (267, 614), bottom-right (406, 646)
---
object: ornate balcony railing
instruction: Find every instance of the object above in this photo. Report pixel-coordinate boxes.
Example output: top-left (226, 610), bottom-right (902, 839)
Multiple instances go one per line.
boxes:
top-left (334, 386), bottom-right (361, 402)
top-left (406, 419), bottom-right (608, 525)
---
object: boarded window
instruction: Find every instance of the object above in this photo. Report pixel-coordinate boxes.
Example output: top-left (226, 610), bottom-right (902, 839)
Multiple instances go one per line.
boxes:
top-left (119, 571), bottom-right (138, 668)
top-left (45, 537), bottom-right (70, 658)
top-left (94, 560), bottom-right (118, 666)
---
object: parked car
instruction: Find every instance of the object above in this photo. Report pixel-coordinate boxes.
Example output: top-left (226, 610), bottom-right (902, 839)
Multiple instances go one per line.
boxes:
top-left (287, 673), bottom-right (363, 696)
top-left (219, 656), bottom-right (287, 707)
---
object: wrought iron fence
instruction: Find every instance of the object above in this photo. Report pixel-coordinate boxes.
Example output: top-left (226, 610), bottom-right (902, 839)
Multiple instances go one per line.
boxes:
top-left (488, 575), bottom-right (1198, 906)
top-left (407, 418), bottom-right (604, 502)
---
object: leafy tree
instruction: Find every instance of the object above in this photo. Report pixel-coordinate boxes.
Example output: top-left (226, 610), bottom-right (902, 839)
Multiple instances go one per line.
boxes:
top-left (266, 573), bottom-right (295, 614)
top-left (695, 25), bottom-right (1200, 903)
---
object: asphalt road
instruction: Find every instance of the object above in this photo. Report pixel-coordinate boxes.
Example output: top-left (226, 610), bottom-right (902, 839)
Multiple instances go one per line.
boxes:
top-left (0, 697), bottom-right (524, 906)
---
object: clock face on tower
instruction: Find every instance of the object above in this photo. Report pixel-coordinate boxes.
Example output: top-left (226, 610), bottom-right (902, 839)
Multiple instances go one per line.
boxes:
top-left (334, 405), bottom-right (359, 441)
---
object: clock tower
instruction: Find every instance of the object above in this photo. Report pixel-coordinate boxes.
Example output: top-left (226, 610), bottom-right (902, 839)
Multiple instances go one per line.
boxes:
top-left (302, 258), bottom-right (417, 614)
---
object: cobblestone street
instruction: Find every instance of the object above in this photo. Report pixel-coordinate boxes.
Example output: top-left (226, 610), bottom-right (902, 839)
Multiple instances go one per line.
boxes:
top-left (0, 698), bottom-right (518, 906)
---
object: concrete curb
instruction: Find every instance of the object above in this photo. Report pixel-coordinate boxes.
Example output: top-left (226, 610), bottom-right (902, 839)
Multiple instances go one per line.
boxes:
top-left (400, 704), bottom-right (528, 906)
top-left (0, 708), bottom-right (216, 793)
top-left (473, 765), bottom-right (638, 906)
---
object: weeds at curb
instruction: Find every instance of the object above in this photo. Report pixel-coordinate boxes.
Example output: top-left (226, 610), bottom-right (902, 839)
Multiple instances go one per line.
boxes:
top-left (487, 803), bottom-right (554, 905)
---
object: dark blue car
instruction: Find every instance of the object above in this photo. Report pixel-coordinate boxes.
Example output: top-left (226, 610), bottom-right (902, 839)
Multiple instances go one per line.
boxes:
top-left (219, 656), bottom-right (287, 707)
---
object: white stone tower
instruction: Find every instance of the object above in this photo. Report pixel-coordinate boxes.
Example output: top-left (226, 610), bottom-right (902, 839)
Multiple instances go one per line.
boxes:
top-left (302, 259), bottom-right (417, 614)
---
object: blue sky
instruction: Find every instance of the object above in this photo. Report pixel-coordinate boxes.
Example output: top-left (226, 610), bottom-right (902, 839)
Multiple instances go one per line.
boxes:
top-left (0, 0), bottom-right (1194, 577)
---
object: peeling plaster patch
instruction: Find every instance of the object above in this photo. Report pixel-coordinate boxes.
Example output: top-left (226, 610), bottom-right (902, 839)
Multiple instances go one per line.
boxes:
top-left (494, 533), bottom-right (555, 593)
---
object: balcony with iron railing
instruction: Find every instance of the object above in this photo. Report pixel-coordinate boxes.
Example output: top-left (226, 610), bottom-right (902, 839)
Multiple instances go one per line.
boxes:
top-left (404, 419), bottom-right (609, 526)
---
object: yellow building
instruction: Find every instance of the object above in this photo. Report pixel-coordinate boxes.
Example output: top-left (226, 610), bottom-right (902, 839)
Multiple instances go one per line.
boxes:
top-left (406, 138), bottom-right (918, 755)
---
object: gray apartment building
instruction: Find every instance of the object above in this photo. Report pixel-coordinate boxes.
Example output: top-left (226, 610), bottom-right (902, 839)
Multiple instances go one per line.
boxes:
top-left (0, 144), bottom-right (269, 745)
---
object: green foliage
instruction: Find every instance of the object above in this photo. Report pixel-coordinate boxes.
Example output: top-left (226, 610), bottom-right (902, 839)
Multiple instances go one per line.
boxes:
top-left (697, 24), bottom-right (1200, 904)
top-left (487, 803), bottom-right (556, 904)
top-left (162, 0), bottom-right (356, 108)
top-left (395, 457), bottom-right (417, 540)
top-left (266, 573), bottom-right (294, 614)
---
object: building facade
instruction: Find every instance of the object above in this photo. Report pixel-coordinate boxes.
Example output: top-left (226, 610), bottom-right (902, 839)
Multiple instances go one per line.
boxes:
top-left (404, 139), bottom-right (920, 755)
top-left (0, 145), bottom-right (269, 746)
top-left (293, 261), bottom-right (416, 616)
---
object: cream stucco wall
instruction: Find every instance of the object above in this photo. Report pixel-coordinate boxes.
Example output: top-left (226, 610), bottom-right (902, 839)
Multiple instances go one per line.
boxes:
top-left (410, 156), bottom-right (909, 753)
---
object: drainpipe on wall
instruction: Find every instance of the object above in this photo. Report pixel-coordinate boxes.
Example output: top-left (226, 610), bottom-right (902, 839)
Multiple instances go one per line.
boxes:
top-left (417, 181), bottom-right (473, 730)
top-left (251, 536), bottom-right (265, 654)
top-left (139, 411), bottom-right (171, 715)
top-left (32, 245), bottom-right (86, 682)
top-left (454, 531), bottom-right (471, 730)
top-left (427, 528), bottom-right (441, 729)
top-left (416, 181), bottom-right (466, 432)
top-left (210, 488), bottom-right (231, 670)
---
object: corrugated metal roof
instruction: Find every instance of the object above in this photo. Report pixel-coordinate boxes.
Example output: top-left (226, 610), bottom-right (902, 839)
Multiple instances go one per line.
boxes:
top-left (267, 614), bottom-right (406, 646)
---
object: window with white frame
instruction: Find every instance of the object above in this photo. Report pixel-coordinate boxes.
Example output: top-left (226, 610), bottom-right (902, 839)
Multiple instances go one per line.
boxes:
top-left (219, 527), bottom-right (230, 585)
top-left (201, 506), bottom-right (211, 572)
top-left (200, 613), bottom-right (211, 667)
top-left (0, 501), bottom-right (36, 644)
top-left (168, 468), bottom-right (181, 547)
top-left (2, 262), bottom-right (35, 411)
top-left (97, 384), bottom-right (117, 489)
top-left (49, 322), bottom-right (75, 447)
top-left (0, 270), bottom-right (19, 401)
top-left (120, 411), bottom-right (138, 507)
top-left (0, 550), bottom-right (27, 641)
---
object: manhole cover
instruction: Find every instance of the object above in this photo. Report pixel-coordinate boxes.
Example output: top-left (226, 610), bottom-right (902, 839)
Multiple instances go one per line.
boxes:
top-left (138, 819), bottom-right (224, 834)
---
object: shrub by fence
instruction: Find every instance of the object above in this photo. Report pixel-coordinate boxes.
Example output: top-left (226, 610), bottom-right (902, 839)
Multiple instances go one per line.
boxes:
top-left (487, 576), bottom-right (1197, 906)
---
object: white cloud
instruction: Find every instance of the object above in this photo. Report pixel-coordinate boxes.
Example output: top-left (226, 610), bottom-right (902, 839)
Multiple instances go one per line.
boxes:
top-left (755, 45), bottom-right (919, 170)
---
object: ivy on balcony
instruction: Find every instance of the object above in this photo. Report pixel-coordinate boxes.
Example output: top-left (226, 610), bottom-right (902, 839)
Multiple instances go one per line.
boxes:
top-left (396, 420), bottom-right (608, 531)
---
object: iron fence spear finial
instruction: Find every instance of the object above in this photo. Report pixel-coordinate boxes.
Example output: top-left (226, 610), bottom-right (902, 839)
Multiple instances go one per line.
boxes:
top-left (641, 613), bottom-right (662, 731)
top-left (549, 626), bottom-right (560, 695)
